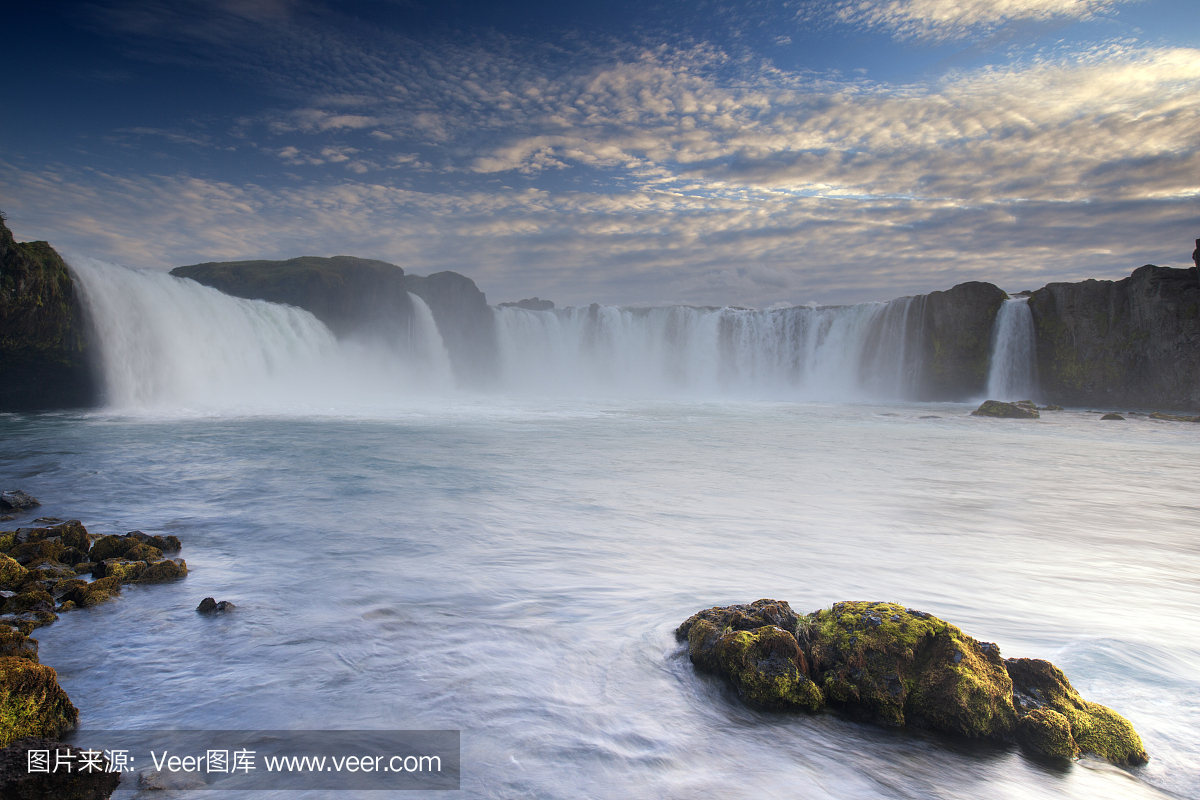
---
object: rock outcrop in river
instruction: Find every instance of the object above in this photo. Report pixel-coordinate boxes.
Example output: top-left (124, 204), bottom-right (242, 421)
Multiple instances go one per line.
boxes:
top-left (0, 217), bottom-right (96, 411)
top-left (677, 599), bottom-right (1148, 766)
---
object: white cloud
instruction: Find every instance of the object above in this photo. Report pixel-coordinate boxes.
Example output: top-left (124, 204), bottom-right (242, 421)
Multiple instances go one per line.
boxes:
top-left (831, 0), bottom-right (1138, 41)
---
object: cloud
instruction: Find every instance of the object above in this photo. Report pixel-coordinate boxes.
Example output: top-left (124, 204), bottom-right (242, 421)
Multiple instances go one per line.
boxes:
top-left (7, 2), bottom-right (1196, 308)
top-left (828, 0), bottom-right (1139, 41)
top-left (3, 158), bottom-right (1194, 310)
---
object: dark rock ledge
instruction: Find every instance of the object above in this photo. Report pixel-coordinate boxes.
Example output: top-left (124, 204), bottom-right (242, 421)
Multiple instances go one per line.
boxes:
top-left (0, 505), bottom-right (189, 798)
top-left (677, 599), bottom-right (1147, 766)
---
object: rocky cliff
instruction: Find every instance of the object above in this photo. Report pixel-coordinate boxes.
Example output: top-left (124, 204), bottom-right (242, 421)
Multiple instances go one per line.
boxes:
top-left (1028, 265), bottom-right (1200, 410)
top-left (0, 217), bottom-right (96, 411)
top-left (172, 257), bottom-right (501, 388)
top-left (405, 271), bottom-right (499, 387)
top-left (171, 256), bottom-right (414, 340)
top-left (915, 281), bottom-right (1008, 401)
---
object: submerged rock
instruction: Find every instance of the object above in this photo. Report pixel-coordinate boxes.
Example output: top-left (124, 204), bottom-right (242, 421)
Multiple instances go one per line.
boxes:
top-left (1148, 411), bottom-right (1199, 422)
top-left (677, 600), bottom-right (1147, 766)
top-left (971, 400), bottom-right (1040, 419)
top-left (0, 736), bottom-right (121, 799)
top-left (0, 658), bottom-right (78, 747)
top-left (0, 492), bottom-right (39, 512)
top-left (1100, 413), bottom-right (1126, 421)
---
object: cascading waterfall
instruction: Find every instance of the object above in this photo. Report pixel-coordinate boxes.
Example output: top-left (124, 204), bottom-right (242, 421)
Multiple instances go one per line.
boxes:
top-left (985, 296), bottom-right (1039, 401)
top-left (69, 256), bottom-right (454, 410)
top-left (69, 255), bottom-right (935, 407)
top-left (493, 296), bottom-right (927, 400)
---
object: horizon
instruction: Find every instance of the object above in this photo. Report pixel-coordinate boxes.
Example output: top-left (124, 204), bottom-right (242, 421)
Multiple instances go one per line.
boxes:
top-left (2, 0), bottom-right (1198, 308)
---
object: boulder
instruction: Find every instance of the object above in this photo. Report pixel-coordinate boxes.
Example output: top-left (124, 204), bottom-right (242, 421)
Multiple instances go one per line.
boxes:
top-left (1007, 657), bottom-right (1147, 765)
top-left (59, 577), bottom-right (121, 609)
top-left (94, 560), bottom-right (145, 584)
top-left (678, 600), bottom-right (821, 710)
top-left (1100, 413), bottom-right (1125, 421)
top-left (677, 600), bottom-right (1147, 765)
top-left (0, 555), bottom-right (28, 590)
top-left (0, 658), bottom-right (79, 747)
top-left (0, 736), bottom-right (120, 799)
top-left (972, 400), bottom-right (1040, 419)
top-left (84, 536), bottom-right (135, 564)
top-left (0, 630), bottom-right (38, 663)
top-left (196, 597), bottom-right (235, 614)
top-left (136, 559), bottom-right (187, 584)
top-left (0, 492), bottom-right (39, 512)
top-left (2, 591), bottom-right (55, 617)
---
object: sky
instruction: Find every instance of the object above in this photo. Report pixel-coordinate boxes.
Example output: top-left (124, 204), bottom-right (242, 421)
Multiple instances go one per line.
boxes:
top-left (1, 0), bottom-right (1197, 307)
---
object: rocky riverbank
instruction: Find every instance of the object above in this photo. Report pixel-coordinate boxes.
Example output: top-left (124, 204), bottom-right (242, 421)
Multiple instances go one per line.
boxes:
top-left (0, 495), bottom-right (189, 797)
top-left (677, 599), bottom-right (1148, 766)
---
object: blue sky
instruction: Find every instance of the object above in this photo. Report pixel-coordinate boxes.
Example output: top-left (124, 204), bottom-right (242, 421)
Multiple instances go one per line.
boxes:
top-left (2, 0), bottom-right (1197, 306)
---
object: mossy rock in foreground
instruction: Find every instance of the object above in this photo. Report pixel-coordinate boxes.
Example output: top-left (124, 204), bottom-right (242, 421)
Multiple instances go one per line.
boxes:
top-left (0, 657), bottom-right (78, 748)
top-left (676, 600), bottom-right (1147, 766)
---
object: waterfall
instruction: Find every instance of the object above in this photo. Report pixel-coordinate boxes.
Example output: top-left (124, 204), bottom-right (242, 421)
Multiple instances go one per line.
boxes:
top-left (493, 296), bottom-right (926, 400)
top-left (68, 255), bottom-right (937, 407)
top-left (985, 296), bottom-right (1039, 401)
top-left (69, 256), bottom-right (453, 410)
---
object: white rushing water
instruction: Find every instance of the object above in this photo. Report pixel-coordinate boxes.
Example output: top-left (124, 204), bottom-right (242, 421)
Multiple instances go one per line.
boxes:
top-left (494, 297), bottom-right (926, 400)
top-left (986, 297), bottom-right (1039, 402)
top-left (69, 256), bottom-right (454, 411)
top-left (6, 402), bottom-right (1197, 800)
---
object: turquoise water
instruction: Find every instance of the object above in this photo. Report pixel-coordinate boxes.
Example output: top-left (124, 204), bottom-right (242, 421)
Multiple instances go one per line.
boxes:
top-left (3, 399), bottom-right (1197, 798)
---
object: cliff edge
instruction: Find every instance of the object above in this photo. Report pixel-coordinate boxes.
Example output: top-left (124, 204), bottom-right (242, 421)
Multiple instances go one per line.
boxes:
top-left (0, 217), bottom-right (96, 411)
top-left (1029, 265), bottom-right (1200, 410)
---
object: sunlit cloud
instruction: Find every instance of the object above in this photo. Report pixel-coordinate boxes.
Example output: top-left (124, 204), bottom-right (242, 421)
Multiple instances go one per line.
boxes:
top-left (829, 0), bottom-right (1139, 41)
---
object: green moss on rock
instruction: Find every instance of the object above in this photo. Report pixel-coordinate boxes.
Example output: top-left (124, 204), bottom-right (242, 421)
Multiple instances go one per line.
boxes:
top-left (0, 219), bottom-right (96, 411)
top-left (972, 400), bottom-right (1040, 419)
top-left (1017, 707), bottom-right (1078, 759)
top-left (136, 558), bottom-right (187, 584)
top-left (0, 555), bottom-right (27, 589)
top-left (678, 599), bottom-right (823, 711)
top-left (1007, 657), bottom-right (1147, 765)
top-left (0, 657), bottom-right (78, 747)
top-left (0, 630), bottom-right (38, 663)
top-left (97, 559), bottom-right (146, 584)
top-left (678, 599), bottom-right (1148, 767)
